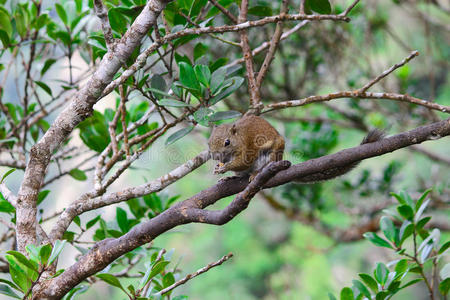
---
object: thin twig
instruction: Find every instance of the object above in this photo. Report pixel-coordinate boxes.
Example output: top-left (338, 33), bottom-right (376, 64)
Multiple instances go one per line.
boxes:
top-left (358, 51), bottom-right (419, 93)
top-left (159, 253), bottom-right (233, 295)
top-left (208, 0), bottom-right (237, 23)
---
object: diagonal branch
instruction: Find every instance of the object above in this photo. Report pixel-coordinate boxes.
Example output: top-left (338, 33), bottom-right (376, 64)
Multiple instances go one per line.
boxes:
top-left (358, 50), bottom-right (419, 93)
top-left (238, 0), bottom-right (260, 109)
top-left (15, 0), bottom-right (174, 253)
top-left (158, 253), bottom-right (233, 295)
top-left (93, 0), bottom-right (115, 51)
top-left (38, 118), bottom-right (450, 299)
top-left (184, 160), bottom-right (291, 225)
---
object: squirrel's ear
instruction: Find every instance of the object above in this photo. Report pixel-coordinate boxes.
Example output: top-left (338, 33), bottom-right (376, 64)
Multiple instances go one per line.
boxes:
top-left (230, 124), bottom-right (237, 135)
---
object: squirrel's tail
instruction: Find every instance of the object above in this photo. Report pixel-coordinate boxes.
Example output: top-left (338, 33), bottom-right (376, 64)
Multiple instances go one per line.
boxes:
top-left (296, 129), bottom-right (385, 184)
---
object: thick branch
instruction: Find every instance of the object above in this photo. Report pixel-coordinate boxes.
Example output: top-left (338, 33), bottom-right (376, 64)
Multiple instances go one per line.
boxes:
top-left (15, 0), bottom-right (173, 253)
top-left (38, 118), bottom-right (450, 299)
top-left (184, 160), bottom-right (291, 225)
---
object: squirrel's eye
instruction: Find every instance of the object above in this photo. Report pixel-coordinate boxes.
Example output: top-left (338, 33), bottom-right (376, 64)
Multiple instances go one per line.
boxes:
top-left (224, 139), bottom-right (230, 146)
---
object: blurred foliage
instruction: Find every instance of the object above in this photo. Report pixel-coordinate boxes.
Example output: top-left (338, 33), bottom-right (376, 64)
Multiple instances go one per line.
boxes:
top-left (0, 0), bottom-right (448, 299)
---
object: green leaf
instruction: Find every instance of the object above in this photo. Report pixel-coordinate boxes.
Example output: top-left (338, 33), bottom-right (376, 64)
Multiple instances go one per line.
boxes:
top-left (248, 5), bottom-right (273, 16)
top-left (1, 168), bottom-right (16, 184)
top-left (6, 251), bottom-right (38, 273)
top-left (96, 273), bottom-right (128, 295)
top-left (209, 111), bottom-right (242, 122)
top-left (352, 280), bottom-right (371, 298)
top-left (41, 59), bottom-right (57, 76)
top-left (358, 273), bottom-right (378, 293)
top-left (194, 64), bottom-right (211, 87)
top-left (394, 259), bottom-right (408, 275)
top-left (48, 240), bottom-right (67, 266)
top-left (0, 278), bottom-right (21, 292)
top-left (380, 216), bottom-right (395, 242)
top-left (397, 204), bottom-right (414, 220)
top-left (210, 77), bottom-right (244, 105)
top-left (55, 3), bottom-right (68, 25)
top-left (116, 207), bottom-right (129, 233)
top-left (162, 272), bottom-right (175, 288)
top-left (416, 216), bottom-right (431, 230)
top-left (0, 195), bottom-right (15, 213)
top-left (86, 215), bottom-right (101, 229)
top-left (439, 278), bottom-right (450, 295)
top-left (399, 222), bottom-right (414, 246)
top-left (210, 67), bottom-right (227, 94)
top-left (306, 0), bottom-right (331, 14)
top-left (179, 62), bottom-right (200, 91)
top-left (150, 74), bottom-right (167, 99)
top-left (37, 190), bottom-right (50, 205)
top-left (374, 263), bottom-right (389, 285)
top-left (193, 107), bottom-right (213, 126)
top-left (375, 291), bottom-right (389, 300)
top-left (0, 284), bottom-right (21, 299)
top-left (363, 232), bottom-right (393, 249)
top-left (158, 99), bottom-right (192, 107)
top-left (73, 215), bottom-right (81, 228)
top-left (415, 188), bottom-right (431, 212)
top-left (165, 126), bottom-right (194, 146)
top-left (108, 8), bottom-right (128, 34)
top-left (0, 9), bottom-right (12, 38)
top-left (35, 81), bottom-right (53, 97)
top-left (149, 261), bottom-right (170, 280)
top-left (340, 287), bottom-right (354, 300)
top-left (439, 241), bottom-right (450, 255)
top-left (399, 278), bottom-right (423, 289)
top-left (69, 168), bottom-right (87, 181)
top-left (390, 192), bottom-right (406, 205)
top-left (5, 255), bottom-right (30, 292)
top-left (194, 43), bottom-right (207, 61)
top-left (39, 244), bottom-right (52, 266)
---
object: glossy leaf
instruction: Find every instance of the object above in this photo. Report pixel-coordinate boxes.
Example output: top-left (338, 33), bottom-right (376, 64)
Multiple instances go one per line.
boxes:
top-left (39, 244), bottom-right (52, 266)
top-left (306, 0), bottom-right (331, 14)
top-left (6, 251), bottom-right (38, 273)
top-left (158, 99), bottom-right (192, 107)
top-left (1, 168), bottom-right (16, 184)
top-left (96, 273), bottom-right (127, 295)
top-left (48, 240), bottom-right (67, 266)
top-left (353, 280), bottom-right (371, 298)
top-left (55, 3), bottom-right (68, 25)
top-left (69, 168), bottom-right (87, 181)
top-left (209, 111), bottom-right (241, 122)
top-left (116, 207), bottom-right (129, 233)
top-left (210, 67), bottom-right (227, 94)
top-left (374, 263), bottom-right (389, 285)
top-left (179, 62), bottom-right (200, 91)
top-left (194, 64), bottom-right (211, 87)
top-left (358, 273), bottom-right (378, 293)
top-left (0, 284), bottom-right (21, 299)
top-left (439, 278), bottom-right (450, 295)
top-left (363, 232), bottom-right (393, 249)
top-left (397, 204), bottom-right (414, 220)
top-left (379, 216), bottom-right (395, 242)
top-left (165, 126), bottom-right (194, 146)
top-left (209, 77), bottom-right (244, 105)
top-left (340, 287), bottom-right (354, 300)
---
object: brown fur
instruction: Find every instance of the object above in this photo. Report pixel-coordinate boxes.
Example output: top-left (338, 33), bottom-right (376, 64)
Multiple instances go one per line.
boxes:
top-left (208, 115), bottom-right (285, 179)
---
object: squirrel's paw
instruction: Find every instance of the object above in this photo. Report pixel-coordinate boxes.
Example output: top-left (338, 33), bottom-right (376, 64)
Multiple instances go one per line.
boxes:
top-left (214, 162), bottom-right (227, 174)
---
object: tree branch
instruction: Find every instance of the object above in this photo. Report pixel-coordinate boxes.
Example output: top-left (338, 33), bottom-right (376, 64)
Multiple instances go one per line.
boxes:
top-left (37, 118), bottom-right (450, 299)
top-left (158, 253), bottom-right (233, 296)
top-left (15, 0), bottom-right (173, 253)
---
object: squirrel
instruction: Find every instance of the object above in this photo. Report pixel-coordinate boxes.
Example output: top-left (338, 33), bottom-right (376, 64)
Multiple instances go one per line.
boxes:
top-left (208, 114), bottom-right (384, 182)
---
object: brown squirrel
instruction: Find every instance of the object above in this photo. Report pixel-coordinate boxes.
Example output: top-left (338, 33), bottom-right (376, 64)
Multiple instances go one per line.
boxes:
top-left (208, 114), bottom-right (384, 182)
